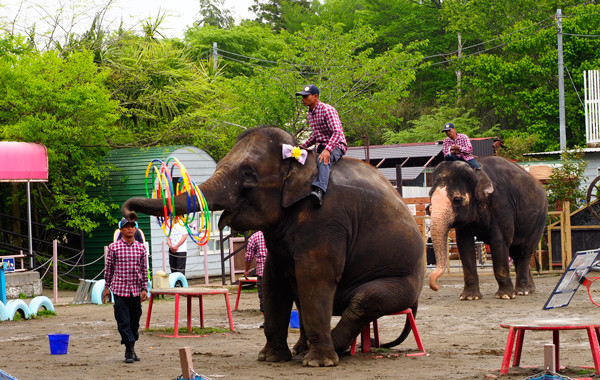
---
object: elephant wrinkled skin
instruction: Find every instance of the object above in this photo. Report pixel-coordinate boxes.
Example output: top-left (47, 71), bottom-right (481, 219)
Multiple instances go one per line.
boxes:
top-left (122, 127), bottom-right (424, 367)
top-left (428, 156), bottom-right (548, 300)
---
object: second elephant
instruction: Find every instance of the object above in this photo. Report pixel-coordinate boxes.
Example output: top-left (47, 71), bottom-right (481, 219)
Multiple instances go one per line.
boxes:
top-left (428, 156), bottom-right (548, 300)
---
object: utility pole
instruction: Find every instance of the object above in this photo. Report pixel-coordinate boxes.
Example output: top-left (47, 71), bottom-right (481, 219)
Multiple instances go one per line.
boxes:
top-left (213, 42), bottom-right (218, 73)
top-left (557, 9), bottom-right (566, 150)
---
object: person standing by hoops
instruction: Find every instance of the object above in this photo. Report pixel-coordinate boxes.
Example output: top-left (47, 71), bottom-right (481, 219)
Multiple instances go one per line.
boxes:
top-left (103, 217), bottom-right (148, 364)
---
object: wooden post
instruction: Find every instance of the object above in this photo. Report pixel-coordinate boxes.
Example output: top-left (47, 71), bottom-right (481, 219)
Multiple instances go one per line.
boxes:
top-left (544, 343), bottom-right (556, 372)
top-left (179, 347), bottom-right (194, 380)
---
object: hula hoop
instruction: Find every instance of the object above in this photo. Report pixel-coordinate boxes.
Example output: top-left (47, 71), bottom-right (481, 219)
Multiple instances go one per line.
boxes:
top-left (144, 157), bottom-right (211, 246)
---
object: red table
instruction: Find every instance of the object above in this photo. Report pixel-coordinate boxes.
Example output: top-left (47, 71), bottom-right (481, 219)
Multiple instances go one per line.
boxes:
top-left (146, 287), bottom-right (234, 337)
top-left (500, 318), bottom-right (600, 375)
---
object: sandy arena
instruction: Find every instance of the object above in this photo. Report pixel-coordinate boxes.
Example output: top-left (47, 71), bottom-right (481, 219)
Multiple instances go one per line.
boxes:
top-left (1, 270), bottom-right (599, 380)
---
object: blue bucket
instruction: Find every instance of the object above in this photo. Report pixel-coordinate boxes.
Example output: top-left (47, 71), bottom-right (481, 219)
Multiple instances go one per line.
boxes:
top-left (290, 310), bottom-right (299, 328)
top-left (48, 334), bottom-right (70, 355)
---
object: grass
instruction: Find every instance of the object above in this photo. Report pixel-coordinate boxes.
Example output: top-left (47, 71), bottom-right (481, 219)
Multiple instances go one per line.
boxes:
top-left (146, 326), bottom-right (230, 335)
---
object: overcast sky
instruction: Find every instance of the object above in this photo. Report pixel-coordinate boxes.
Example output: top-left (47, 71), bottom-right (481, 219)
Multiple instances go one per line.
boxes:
top-left (1, 0), bottom-right (256, 39)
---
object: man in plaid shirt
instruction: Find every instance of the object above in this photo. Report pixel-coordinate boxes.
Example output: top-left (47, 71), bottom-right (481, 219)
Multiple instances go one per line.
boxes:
top-left (441, 122), bottom-right (481, 169)
top-left (103, 217), bottom-right (148, 363)
top-left (296, 84), bottom-right (347, 206)
top-left (244, 231), bottom-right (268, 327)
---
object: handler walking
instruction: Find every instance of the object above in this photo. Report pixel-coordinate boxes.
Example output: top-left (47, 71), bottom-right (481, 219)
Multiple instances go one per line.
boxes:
top-left (103, 217), bottom-right (149, 363)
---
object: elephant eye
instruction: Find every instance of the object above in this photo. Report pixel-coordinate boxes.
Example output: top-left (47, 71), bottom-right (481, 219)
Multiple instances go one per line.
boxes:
top-left (453, 196), bottom-right (463, 204)
top-left (241, 168), bottom-right (258, 188)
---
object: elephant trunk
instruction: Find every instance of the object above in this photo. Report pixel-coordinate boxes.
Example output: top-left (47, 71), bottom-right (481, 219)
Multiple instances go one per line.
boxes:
top-left (428, 186), bottom-right (455, 291)
top-left (121, 167), bottom-right (237, 219)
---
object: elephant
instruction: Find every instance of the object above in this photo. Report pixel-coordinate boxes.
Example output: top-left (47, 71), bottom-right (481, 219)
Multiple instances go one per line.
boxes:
top-left (121, 127), bottom-right (424, 367)
top-left (428, 156), bottom-right (548, 300)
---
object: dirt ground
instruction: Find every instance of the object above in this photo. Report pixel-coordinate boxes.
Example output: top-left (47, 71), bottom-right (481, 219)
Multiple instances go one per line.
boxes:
top-left (1, 268), bottom-right (599, 380)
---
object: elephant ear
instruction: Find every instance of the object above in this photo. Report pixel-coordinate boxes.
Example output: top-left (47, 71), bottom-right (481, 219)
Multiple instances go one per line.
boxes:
top-left (474, 169), bottom-right (494, 203)
top-left (281, 151), bottom-right (318, 207)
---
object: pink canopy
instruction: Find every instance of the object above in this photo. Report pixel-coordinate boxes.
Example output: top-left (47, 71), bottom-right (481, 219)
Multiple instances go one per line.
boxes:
top-left (0, 142), bottom-right (48, 182)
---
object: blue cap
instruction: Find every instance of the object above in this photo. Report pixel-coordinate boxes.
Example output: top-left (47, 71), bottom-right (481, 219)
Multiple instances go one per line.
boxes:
top-left (441, 122), bottom-right (455, 132)
top-left (119, 217), bottom-right (138, 229)
top-left (296, 84), bottom-right (320, 96)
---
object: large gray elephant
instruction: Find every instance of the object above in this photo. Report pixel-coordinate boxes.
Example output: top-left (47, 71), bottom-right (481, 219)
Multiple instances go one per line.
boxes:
top-left (122, 127), bottom-right (424, 367)
top-left (428, 156), bottom-right (548, 300)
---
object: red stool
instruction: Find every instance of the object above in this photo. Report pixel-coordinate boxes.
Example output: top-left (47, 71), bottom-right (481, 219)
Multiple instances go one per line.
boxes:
top-left (350, 309), bottom-right (426, 356)
top-left (234, 277), bottom-right (257, 311)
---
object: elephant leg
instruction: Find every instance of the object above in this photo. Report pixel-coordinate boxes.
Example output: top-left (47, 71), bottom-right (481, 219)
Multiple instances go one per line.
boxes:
top-left (456, 230), bottom-right (482, 300)
top-left (295, 260), bottom-right (339, 367)
top-left (511, 246), bottom-right (536, 296)
top-left (258, 256), bottom-right (294, 362)
top-left (331, 278), bottom-right (419, 353)
top-left (489, 235), bottom-right (515, 299)
top-left (292, 304), bottom-right (309, 356)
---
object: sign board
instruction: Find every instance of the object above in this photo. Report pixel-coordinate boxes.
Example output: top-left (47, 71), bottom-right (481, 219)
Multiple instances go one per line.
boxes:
top-left (2, 258), bottom-right (15, 272)
top-left (543, 249), bottom-right (600, 309)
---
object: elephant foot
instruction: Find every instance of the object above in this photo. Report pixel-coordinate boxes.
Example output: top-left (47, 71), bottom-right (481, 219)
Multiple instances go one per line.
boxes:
top-left (301, 347), bottom-right (339, 367)
top-left (292, 337), bottom-right (309, 356)
top-left (515, 285), bottom-right (535, 296)
top-left (494, 289), bottom-right (516, 300)
top-left (459, 289), bottom-right (482, 300)
top-left (257, 343), bottom-right (293, 362)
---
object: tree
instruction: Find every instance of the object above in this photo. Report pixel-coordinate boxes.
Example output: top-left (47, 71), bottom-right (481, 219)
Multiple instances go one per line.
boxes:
top-left (381, 105), bottom-right (498, 144)
top-left (250, 0), bottom-right (312, 31)
top-left (0, 49), bottom-right (120, 232)
top-left (197, 0), bottom-right (234, 29)
top-left (545, 148), bottom-right (588, 212)
top-left (216, 22), bottom-right (426, 146)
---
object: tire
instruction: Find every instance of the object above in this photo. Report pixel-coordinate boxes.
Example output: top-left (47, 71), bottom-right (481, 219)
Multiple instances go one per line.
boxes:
top-left (28, 296), bottom-right (55, 315)
top-left (5, 299), bottom-right (30, 320)
top-left (169, 272), bottom-right (188, 288)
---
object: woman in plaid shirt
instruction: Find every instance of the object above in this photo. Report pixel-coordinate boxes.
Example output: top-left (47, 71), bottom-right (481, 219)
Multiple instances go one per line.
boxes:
top-left (103, 217), bottom-right (148, 363)
top-left (296, 84), bottom-right (347, 206)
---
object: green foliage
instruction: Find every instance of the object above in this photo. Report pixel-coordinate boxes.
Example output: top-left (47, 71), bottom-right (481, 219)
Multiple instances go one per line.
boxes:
top-left (0, 49), bottom-right (120, 232)
top-left (545, 148), bottom-right (588, 212)
top-left (184, 23), bottom-right (287, 77)
top-left (197, 0), bottom-right (235, 29)
top-left (495, 132), bottom-right (539, 161)
top-left (382, 105), bottom-right (499, 144)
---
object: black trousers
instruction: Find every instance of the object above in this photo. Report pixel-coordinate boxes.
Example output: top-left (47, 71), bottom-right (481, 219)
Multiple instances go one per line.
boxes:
top-left (169, 250), bottom-right (187, 275)
top-left (113, 294), bottom-right (142, 345)
top-left (257, 276), bottom-right (264, 313)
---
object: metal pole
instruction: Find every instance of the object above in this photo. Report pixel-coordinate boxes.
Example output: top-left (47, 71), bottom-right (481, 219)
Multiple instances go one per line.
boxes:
top-left (27, 181), bottom-right (33, 268)
top-left (53, 239), bottom-right (58, 304)
top-left (557, 9), bottom-right (566, 150)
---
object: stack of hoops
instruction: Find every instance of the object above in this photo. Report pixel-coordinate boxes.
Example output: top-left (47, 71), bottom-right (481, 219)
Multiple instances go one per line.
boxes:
top-left (144, 157), bottom-right (211, 246)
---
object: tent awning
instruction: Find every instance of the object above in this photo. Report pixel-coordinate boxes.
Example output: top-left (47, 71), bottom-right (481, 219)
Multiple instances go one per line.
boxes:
top-left (0, 142), bottom-right (48, 182)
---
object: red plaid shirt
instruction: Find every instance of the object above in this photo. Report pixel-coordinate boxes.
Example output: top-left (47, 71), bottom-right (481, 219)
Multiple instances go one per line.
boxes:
top-left (301, 101), bottom-right (347, 153)
top-left (442, 133), bottom-right (476, 161)
top-left (105, 239), bottom-right (148, 297)
top-left (244, 231), bottom-right (268, 277)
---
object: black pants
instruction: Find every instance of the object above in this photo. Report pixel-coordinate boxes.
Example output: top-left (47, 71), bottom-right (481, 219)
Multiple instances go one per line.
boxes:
top-left (169, 250), bottom-right (187, 275)
top-left (113, 294), bottom-right (142, 345)
top-left (257, 276), bottom-right (264, 313)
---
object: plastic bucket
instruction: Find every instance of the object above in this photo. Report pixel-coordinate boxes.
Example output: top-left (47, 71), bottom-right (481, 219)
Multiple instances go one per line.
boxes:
top-left (290, 310), bottom-right (299, 328)
top-left (48, 334), bottom-right (70, 355)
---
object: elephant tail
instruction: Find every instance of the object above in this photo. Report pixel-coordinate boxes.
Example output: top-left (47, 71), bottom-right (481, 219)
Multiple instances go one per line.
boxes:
top-left (379, 303), bottom-right (418, 349)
